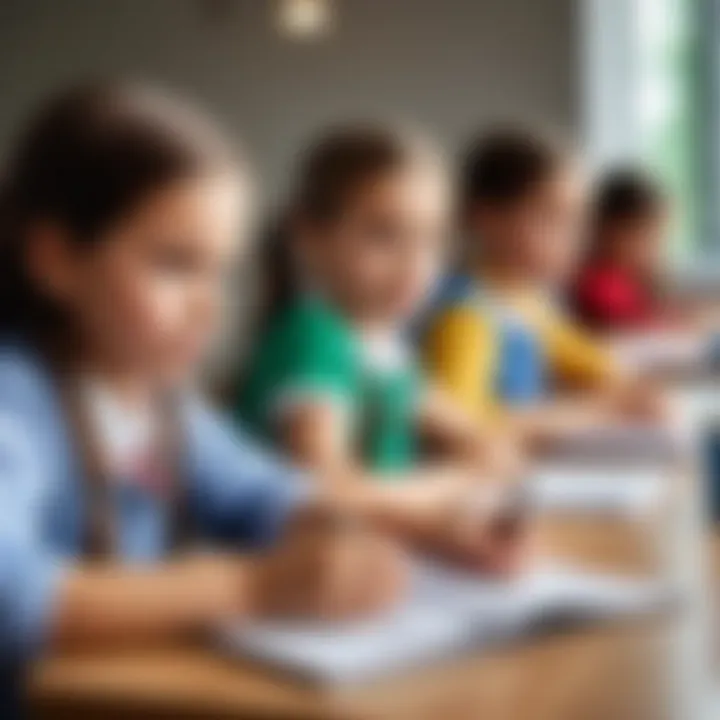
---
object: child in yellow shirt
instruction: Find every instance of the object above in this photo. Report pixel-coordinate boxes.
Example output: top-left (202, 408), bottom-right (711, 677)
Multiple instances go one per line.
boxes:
top-left (424, 129), bottom-right (660, 440)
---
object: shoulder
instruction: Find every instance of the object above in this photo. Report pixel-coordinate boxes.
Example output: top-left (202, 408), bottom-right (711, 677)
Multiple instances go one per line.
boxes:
top-left (436, 273), bottom-right (476, 304)
top-left (576, 265), bottom-right (633, 301)
top-left (0, 340), bottom-right (65, 485)
top-left (425, 275), bottom-right (494, 329)
top-left (185, 396), bottom-right (306, 481)
top-left (426, 301), bottom-right (491, 340)
top-left (0, 339), bottom-right (57, 417)
top-left (269, 298), bottom-right (356, 362)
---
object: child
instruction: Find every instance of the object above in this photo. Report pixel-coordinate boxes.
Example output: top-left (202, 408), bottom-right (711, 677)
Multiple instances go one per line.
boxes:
top-left (238, 126), bottom-right (529, 569)
top-left (572, 169), bottom-right (669, 332)
top-left (0, 84), bottom-right (406, 673)
top-left (424, 129), bottom-right (661, 440)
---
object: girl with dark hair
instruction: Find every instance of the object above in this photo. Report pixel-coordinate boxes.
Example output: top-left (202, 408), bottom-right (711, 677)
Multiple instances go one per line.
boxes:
top-left (0, 83), bottom-right (407, 675)
top-left (237, 124), bottom-right (530, 573)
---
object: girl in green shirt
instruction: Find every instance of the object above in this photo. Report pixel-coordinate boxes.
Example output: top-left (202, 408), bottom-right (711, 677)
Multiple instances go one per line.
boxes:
top-left (238, 126), bottom-right (529, 573)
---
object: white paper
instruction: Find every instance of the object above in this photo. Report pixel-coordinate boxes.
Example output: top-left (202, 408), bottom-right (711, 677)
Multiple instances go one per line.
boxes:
top-left (529, 464), bottom-right (666, 517)
top-left (611, 332), bottom-right (708, 372)
top-left (221, 561), bottom-right (673, 684)
top-left (540, 424), bottom-right (686, 466)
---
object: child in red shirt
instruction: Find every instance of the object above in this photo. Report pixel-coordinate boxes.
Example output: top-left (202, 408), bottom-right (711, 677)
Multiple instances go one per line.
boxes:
top-left (572, 169), bottom-right (668, 332)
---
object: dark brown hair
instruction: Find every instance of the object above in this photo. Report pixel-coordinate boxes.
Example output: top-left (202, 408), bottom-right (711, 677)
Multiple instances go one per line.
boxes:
top-left (593, 168), bottom-right (665, 230)
top-left (0, 82), bottom-right (237, 342)
top-left (460, 127), bottom-right (568, 212)
top-left (580, 168), bottom-right (667, 268)
top-left (260, 124), bottom-right (438, 324)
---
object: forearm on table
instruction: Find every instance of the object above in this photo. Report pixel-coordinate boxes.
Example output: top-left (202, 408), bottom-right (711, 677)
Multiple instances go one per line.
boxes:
top-left (310, 463), bottom-right (468, 540)
top-left (50, 556), bottom-right (245, 650)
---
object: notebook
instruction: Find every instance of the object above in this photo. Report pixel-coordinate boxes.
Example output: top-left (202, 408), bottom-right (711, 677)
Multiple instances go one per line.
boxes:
top-left (221, 561), bottom-right (675, 685)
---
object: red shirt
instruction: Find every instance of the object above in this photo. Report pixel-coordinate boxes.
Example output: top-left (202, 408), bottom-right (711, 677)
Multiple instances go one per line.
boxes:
top-left (572, 264), bottom-right (658, 331)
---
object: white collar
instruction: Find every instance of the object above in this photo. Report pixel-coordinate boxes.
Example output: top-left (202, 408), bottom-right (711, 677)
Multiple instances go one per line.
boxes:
top-left (359, 330), bottom-right (410, 373)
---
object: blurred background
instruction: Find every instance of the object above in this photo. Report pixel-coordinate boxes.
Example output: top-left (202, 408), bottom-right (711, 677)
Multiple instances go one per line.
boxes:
top-left (0, 0), bottom-right (706, 259)
top-left (2, 0), bottom-right (712, 374)
top-left (0, 3), bottom-right (717, 717)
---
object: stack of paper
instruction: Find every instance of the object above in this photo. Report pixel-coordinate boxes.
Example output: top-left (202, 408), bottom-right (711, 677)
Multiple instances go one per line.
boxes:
top-left (222, 561), bottom-right (674, 685)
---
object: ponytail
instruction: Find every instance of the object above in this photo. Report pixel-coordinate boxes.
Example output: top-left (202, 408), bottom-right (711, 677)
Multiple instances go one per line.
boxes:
top-left (254, 216), bottom-right (298, 333)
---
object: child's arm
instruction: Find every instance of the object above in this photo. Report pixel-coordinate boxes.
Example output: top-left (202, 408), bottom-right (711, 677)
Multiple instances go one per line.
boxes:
top-left (422, 304), bottom-right (663, 448)
top-left (545, 312), bottom-right (619, 390)
top-left (277, 400), bottom-right (529, 575)
top-left (0, 407), bottom-right (404, 656)
top-left (420, 306), bottom-right (599, 447)
top-left (416, 384), bottom-right (526, 480)
top-left (51, 556), bottom-right (243, 648)
top-left (423, 306), bottom-right (496, 422)
top-left (545, 315), bottom-right (666, 423)
top-left (51, 510), bottom-right (404, 650)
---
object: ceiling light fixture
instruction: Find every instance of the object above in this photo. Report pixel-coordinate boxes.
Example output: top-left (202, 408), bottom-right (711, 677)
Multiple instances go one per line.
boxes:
top-left (276, 0), bottom-right (333, 40)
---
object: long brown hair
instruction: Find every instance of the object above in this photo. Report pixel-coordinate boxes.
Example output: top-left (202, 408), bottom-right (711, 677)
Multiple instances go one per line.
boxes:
top-left (258, 124), bottom-right (438, 328)
top-left (0, 82), bottom-right (237, 346)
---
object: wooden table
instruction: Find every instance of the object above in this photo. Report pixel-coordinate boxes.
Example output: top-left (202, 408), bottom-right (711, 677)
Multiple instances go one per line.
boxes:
top-left (30, 482), bottom-right (700, 720)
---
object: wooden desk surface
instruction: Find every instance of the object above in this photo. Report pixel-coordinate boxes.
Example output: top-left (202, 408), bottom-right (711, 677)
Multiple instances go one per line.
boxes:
top-left (31, 619), bottom-right (674, 720)
top-left (30, 490), bottom-right (701, 720)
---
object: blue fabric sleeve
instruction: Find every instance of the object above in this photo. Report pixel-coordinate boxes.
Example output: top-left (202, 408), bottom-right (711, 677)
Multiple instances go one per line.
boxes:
top-left (0, 413), bottom-right (66, 659)
top-left (185, 401), bottom-right (313, 548)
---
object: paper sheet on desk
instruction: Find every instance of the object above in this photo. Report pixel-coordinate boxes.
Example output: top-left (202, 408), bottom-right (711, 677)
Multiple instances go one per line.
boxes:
top-left (539, 424), bottom-right (687, 466)
top-left (221, 562), bottom-right (674, 685)
top-left (611, 332), bottom-right (709, 373)
top-left (529, 464), bottom-right (667, 518)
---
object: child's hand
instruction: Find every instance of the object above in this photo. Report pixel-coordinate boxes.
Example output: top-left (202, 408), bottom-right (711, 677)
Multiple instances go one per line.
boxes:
top-left (247, 508), bottom-right (408, 620)
top-left (479, 431), bottom-right (527, 482)
top-left (417, 484), bottom-right (536, 578)
top-left (612, 379), bottom-right (669, 423)
top-left (450, 486), bottom-right (535, 577)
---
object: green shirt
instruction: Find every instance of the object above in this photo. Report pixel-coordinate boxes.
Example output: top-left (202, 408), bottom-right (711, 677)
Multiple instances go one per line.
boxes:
top-left (238, 297), bottom-right (421, 472)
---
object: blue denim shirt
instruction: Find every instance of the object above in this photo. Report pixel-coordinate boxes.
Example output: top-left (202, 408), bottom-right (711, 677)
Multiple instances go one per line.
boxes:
top-left (0, 340), bottom-right (309, 660)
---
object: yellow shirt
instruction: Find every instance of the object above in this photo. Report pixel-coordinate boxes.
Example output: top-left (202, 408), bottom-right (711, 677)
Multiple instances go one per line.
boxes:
top-left (423, 284), bottom-right (617, 422)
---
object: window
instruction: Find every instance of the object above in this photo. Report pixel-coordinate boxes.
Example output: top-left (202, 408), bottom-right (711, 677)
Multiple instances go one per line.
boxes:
top-left (583, 0), bottom-right (711, 262)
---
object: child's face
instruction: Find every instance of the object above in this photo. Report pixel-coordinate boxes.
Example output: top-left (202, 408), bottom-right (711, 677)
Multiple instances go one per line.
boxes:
top-left (470, 166), bottom-right (588, 286)
top-left (307, 167), bottom-right (450, 323)
top-left (40, 173), bottom-right (249, 382)
top-left (604, 213), bottom-right (666, 278)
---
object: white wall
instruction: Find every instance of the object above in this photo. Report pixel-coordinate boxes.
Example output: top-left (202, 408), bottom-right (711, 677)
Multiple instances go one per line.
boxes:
top-left (0, 0), bottom-right (578, 195)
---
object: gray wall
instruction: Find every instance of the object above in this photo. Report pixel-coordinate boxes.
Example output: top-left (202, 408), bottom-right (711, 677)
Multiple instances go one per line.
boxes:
top-left (0, 0), bottom-right (579, 375)
top-left (0, 0), bottom-right (579, 195)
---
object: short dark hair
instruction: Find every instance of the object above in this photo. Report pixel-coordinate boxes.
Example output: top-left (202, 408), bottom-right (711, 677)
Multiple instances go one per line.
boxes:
top-left (460, 127), bottom-right (567, 210)
top-left (594, 168), bottom-right (666, 227)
